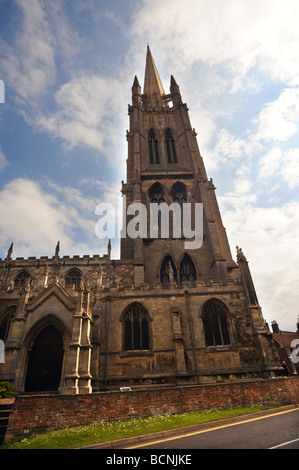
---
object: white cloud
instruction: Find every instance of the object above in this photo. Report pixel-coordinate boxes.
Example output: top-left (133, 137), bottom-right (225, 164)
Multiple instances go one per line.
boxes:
top-left (0, 0), bottom-right (128, 164)
top-left (28, 74), bottom-right (127, 162)
top-left (258, 145), bottom-right (282, 180)
top-left (219, 196), bottom-right (299, 331)
top-left (236, 164), bottom-right (251, 176)
top-left (190, 109), bottom-right (217, 158)
top-left (0, 178), bottom-right (107, 259)
top-left (258, 145), bottom-right (299, 189)
top-left (0, 0), bottom-right (55, 102)
top-left (79, 178), bottom-right (121, 207)
top-left (0, 0), bottom-right (80, 104)
top-left (281, 148), bottom-right (299, 189)
top-left (0, 146), bottom-right (8, 172)
top-left (207, 129), bottom-right (260, 172)
top-left (233, 177), bottom-right (253, 196)
top-left (0, 178), bottom-right (70, 256)
top-left (130, 0), bottom-right (299, 87)
top-left (253, 86), bottom-right (299, 143)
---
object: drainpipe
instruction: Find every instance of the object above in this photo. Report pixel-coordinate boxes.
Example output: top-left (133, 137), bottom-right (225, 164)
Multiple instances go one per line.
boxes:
top-left (185, 290), bottom-right (200, 384)
top-left (104, 295), bottom-right (110, 390)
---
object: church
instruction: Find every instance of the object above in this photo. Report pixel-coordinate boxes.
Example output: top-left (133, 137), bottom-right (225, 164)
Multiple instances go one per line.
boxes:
top-left (0, 47), bottom-right (282, 395)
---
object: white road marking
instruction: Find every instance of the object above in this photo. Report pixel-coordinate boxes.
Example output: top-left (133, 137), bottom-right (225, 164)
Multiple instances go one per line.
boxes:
top-left (268, 437), bottom-right (299, 449)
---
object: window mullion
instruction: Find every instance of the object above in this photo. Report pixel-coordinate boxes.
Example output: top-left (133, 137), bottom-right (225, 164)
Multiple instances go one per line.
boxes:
top-left (218, 311), bottom-right (224, 345)
top-left (210, 312), bottom-right (216, 346)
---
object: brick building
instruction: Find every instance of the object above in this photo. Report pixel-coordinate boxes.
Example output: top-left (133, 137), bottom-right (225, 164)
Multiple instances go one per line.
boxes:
top-left (271, 320), bottom-right (299, 376)
top-left (0, 47), bottom-right (283, 395)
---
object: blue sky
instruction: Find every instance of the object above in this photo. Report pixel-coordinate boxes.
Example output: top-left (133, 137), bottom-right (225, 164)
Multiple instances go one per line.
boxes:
top-left (0, 0), bottom-right (299, 331)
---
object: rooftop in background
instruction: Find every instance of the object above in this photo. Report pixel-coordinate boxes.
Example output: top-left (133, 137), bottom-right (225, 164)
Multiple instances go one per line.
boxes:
top-left (271, 320), bottom-right (299, 347)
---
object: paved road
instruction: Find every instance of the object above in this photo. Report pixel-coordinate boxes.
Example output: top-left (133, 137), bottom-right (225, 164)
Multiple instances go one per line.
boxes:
top-left (128, 408), bottom-right (299, 449)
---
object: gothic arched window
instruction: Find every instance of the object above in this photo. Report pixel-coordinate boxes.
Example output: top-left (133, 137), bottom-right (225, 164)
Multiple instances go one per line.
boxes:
top-left (165, 128), bottom-right (178, 164)
top-left (122, 303), bottom-right (150, 351)
top-left (170, 182), bottom-right (187, 204)
top-left (148, 129), bottom-right (159, 165)
top-left (160, 255), bottom-right (177, 287)
top-left (14, 271), bottom-right (32, 287)
top-left (149, 182), bottom-right (165, 204)
top-left (65, 269), bottom-right (82, 290)
top-left (180, 254), bottom-right (196, 284)
top-left (202, 300), bottom-right (231, 347)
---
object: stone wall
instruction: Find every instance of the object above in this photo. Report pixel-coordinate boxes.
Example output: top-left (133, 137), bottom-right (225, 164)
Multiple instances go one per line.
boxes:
top-left (4, 376), bottom-right (299, 443)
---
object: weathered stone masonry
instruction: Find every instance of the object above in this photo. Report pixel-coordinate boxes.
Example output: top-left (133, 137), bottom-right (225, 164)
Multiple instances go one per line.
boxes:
top-left (0, 47), bottom-right (284, 399)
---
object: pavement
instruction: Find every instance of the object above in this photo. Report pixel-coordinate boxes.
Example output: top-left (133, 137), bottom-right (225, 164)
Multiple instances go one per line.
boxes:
top-left (77, 404), bottom-right (298, 449)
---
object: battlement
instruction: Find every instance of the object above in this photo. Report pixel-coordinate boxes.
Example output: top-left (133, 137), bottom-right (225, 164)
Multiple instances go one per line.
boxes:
top-left (0, 253), bottom-right (109, 265)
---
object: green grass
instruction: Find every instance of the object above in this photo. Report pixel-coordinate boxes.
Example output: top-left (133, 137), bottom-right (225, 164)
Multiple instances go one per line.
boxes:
top-left (1, 404), bottom-right (279, 449)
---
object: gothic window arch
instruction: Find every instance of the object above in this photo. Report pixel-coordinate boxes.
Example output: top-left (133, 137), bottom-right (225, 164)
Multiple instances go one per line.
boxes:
top-left (170, 182), bottom-right (188, 204)
top-left (148, 183), bottom-right (167, 238)
top-left (148, 128), bottom-right (160, 165)
top-left (122, 303), bottom-right (151, 351)
top-left (148, 182), bottom-right (165, 203)
top-left (65, 269), bottom-right (82, 290)
top-left (165, 128), bottom-right (178, 164)
top-left (14, 270), bottom-right (32, 288)
top-left (160, 255), bottom-right (177, 287)
top-left (202, 299), bottom-right (231, 347)
top-left (180, 253), bottom-right (196, 284)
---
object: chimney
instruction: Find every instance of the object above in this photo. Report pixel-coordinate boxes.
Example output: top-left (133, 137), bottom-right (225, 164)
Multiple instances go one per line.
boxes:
top-left (271, 320), bottom-right (279, 333)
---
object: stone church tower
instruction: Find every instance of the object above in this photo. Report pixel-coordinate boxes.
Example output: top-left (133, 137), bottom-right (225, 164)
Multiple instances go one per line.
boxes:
top-left (122, 46), bottom-right (235, 286)
top-left (0, 48), bottom-right (282, 395)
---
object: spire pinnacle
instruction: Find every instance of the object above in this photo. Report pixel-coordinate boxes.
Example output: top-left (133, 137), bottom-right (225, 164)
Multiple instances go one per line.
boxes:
top-left (143, 46), bottom-right (166, 108)
top-left (6, 242), bottom-right (13, 260)
top-left (133, 75), bottom-right (140, 88)
top-left (170, 75), bottom-right (177, 86)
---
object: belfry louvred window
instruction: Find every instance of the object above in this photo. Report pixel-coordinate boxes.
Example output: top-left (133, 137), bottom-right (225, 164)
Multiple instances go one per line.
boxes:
top-left (148, 128), bottom-right (159, 164)
top-left (165, 128), bottom-right (178, 163)
top-left (123, 304), bottom-right (150, 351)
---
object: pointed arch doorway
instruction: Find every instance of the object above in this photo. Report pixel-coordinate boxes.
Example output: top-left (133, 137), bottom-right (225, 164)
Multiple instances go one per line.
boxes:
top-left (25, 325), bottom-right (64, 393)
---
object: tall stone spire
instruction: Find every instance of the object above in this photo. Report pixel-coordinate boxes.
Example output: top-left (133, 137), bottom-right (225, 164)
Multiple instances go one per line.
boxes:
top-left (143, 46), bottom-right (166, 108)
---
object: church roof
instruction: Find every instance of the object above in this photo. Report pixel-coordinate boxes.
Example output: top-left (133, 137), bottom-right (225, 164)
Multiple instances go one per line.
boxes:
top-left (272, 330), bottom-right (299, 348)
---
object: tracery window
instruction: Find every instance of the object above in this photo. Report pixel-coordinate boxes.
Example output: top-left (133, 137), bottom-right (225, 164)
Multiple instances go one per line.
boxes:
top-left (123, 304), bottom-right (150, 351)
top-left (180, 253), bottom-right (196, 284)
top-left (171, 182), bottom-right (187, 204)
top-left (149, 182), bottom-right (165, 204)
top-left (202, 300), bottom-right (231, 347)
top-left (65, 269), bottom-right (82, 290)
top-left (160, 255), bottom-right (177, 287)
top-left (165, 128), bottom-right (178, 164)
top-left (148, 129), bottom-right (160, 164)
top-left (14, 271), bottom-right (32, 287)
